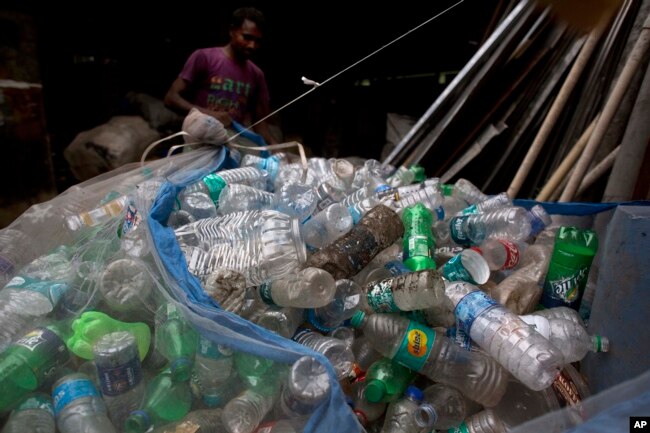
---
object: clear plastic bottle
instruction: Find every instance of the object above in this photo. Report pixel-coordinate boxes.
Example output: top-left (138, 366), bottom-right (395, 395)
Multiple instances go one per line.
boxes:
top-left (52, 373), bottom-right (117, 433)
top-left (241, 153), bottom-right (284, 189)
top-left (2, 392), bottom-right (56, 433)
top-left (0, 249), bottom-right (72, 349)
top-left (300, 203), bottom-right (354, 250)
top-left (530, 306), bottom-right (584, 325)
top-left (98, 257), bottom-right (153, 313)
top-left (329, 326), bottom-right (355, 348)
top-left (307, 279), bottom-right (363, 333)
top-left (457, 409), bottom-right (507, 433)
top-left (65, 195), bottom-right (130, 231)
top-left (304, 205), bottom-right (404, 281)
top-left (222, 389), bottom-right (278, 433)
top-left (519, 314), bottom-right (609, 363)
top-left (93, 331), bottom-right (145, 429)
top-left (275, 356), bottom-right (330, 420)
top-left (460, 192), bottom-right (512, 215)
top-left (380, 385), bottom-right (423, 433)
top-left (361, 269), bottom-right (447, 313)
top-left (149, 408), bottom-right (225, 433)
top-left (254, 307), bottom-right (305, 339)
top-left (180, 192), bottom-right (218, 220)
top-left (0, 228), bottom-right (37, 287)
top-left (414, 383), bottom-right (474, 431)
top-left (394, 185), bottom-right (445, 220)
top-left (273, 182), bottom-right (317, 223)
top-left (350, 335), bottom-right (383, 380)
top-left (471, 239), bottom-right (527, 271)
top-left (174, 210), bottom-right (263, 249)
top-left (256, 267), bottom-right (336, 309)
top-left (193, 335), bottom-right (234, 406)
top-left (312, 182), bottom-right (346, 212)
top-left (448, 206), bottom-right (540, 247)
top-left (490, 377), bottom-right (560, 429)
top-left (452, 179), bottom-right (488, 205)
top-left (217, 184), bottom-right (274, 215)
top-left (445, 282), bottom-right (564, 391)
top-left (291, 328), bottom-right (354, 381)
top-left (183, 167), bottom-right (269, 204)
top-left (387, 165), bottom-right (415, 187)
top-left (350, 311), bottom-right (508, 407)
top-left (441, 249), bottom-right (490, 285)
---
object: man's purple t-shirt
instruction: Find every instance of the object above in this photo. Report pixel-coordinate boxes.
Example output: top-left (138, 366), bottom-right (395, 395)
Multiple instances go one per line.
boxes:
top-left (179, 47), bottom-right (269, 124)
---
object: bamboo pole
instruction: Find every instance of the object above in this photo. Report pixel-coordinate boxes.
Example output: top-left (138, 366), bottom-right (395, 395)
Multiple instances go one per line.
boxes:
top-left (560, 12), bottom-right (650, 201)
top-left (576, 145), bottom-right (621, 195)
top-left (535, 116), bottom-right (598, 201)
top-left (507, 23), bottom-right (607, 198)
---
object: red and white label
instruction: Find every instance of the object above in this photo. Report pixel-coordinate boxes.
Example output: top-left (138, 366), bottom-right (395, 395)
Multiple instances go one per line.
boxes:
top-left (498, 240), bottom-right (520, 269)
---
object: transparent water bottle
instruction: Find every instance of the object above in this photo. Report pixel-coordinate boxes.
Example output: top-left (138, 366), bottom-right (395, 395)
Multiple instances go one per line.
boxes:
top-left (254, 307), bottom-right (305, 339)
top-left (530, 306), bottom-right (584, 325)
top-left (393, 185), bottom-right (445, 220)
top-left (460, 192), bottom-right (512, 215)
top-left (217, 184), bottom-right (274, 214)
top-left (350, 311), bottom-right (508, 407)
top-left (98, 258), bottom-right (153, 313)
top-left (414, 383), bottom-right (475, 431)
top-left (241, 153), bottom-right (284, 189)
top-left (329, 326), bottom-right (355, 348)
top-left (256, 267), bottom-right (336, 308)
top-left (2, 392), bottom-right (56, 433)
top-left (519, 314), bottom-right (609, 363)
top-left (300, 203), bottom-right (354, 250)
top-left (93, 331), bottom-right (145, 429)
top-left (307, 279), bottom-right (363, 333)
top-left (65, 195), bottom-right (130, 231)
top-left (350, 379), bottom-right (387, 428)
top-left (174, 209), bottom-right (263, 249)
top-left (441, 249), bottom-right (490, 285)
top-left (183, 167), bottom-right (269, 204)
top-left (180, 192), bottom-right (218, 220)
top-left (0, 228), bottom-right (37, 287)
top-left (452, 179), bottom-right (488, 205)
top-left (222, 389), bottom-right (278, 433)
top-left (380, 385), bottom-right (423, 433)
top-left (273, 182), bottom-right (317, 223)
top-left (193, 335), bottom-right (233, 406)
top-left (350, 335), bottom-right (383, 380)
top-left (305, 205), bottom-right (404, 280)
top-left (291, 328), bottom-right (354, 381)
top-left (52, 373), bottom-right (117, 433)
top-left (455, 409), bottom-right (507, 433)
top-left (360, 269), bottom-right (447, 313)
top-left (275, 356), bottom-right (330, 420)
top-left (445, 282), bottom-right (564, 390)
top-left (449, 205), bottom-right (551, 248)
top-left (490, 377), bottom-right (560, 430)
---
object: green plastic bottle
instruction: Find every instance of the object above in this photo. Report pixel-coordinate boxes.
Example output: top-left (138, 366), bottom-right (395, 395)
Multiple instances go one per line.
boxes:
top-left (67, 311), bottom-right (151, 361)
top-left (402, 203), bottom-right (436, 271)
top-left (154, 303), bottom-right (198, 382)
top-left (0, 322), bottom-right (71, 413)
top-left (364, 357), bottom-right (416, 403)
top-left (409, 165), bottom-right (426, 183)
top-left (124, 369), bottom-right (192, 433)
top-left (541, 227), bottom-right (598, 310)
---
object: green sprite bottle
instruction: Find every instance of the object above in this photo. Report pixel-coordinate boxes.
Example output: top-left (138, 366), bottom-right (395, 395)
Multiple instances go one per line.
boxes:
top-left (402, 203), bottom-right (436, 271)
top-left (541, 227), bottom-right (598, 310)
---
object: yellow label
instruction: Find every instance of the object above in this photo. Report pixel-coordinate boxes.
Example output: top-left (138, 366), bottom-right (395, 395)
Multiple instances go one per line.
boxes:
top-left (407, 329), bottom-right (428, 357)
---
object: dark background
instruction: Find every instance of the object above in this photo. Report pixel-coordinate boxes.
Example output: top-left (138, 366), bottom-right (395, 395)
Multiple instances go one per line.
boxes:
top-left (0, 1), bottom-right (500, 224)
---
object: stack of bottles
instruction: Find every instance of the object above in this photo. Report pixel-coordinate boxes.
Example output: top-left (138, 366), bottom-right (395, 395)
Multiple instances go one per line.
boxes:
top-left (0, 152), bottom-right (608, 433)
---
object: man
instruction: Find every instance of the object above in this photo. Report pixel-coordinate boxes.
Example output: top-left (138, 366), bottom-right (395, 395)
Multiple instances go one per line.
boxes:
top-left (164, 7), bottom-right (278, 145)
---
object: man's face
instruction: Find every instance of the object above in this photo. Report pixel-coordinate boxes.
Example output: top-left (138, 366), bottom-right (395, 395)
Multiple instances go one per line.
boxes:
top-left (230, 18), bottom-right (263, 60)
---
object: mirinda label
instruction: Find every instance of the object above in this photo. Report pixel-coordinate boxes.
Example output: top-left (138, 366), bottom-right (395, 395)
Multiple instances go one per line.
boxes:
top-left (393, 322), bottom-right (435, 371)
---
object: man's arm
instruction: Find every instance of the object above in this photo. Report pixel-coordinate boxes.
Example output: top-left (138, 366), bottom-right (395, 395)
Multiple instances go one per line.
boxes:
top-left (251, 92), bottom-right (278, 145)
top-left (164, 77), bottom-right (232, 127)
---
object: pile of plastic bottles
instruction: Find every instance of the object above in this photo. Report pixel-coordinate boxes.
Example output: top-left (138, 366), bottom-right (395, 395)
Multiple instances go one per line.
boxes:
top-left (0, 151), bottom-right (607, 433)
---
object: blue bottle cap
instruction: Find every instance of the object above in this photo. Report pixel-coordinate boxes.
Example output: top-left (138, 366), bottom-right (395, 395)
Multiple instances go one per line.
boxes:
top-left (405, 385), bottom-right (423, 402)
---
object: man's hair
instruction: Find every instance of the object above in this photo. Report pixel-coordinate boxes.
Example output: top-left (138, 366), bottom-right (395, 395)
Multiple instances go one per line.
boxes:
top-left (231, 7), bottom-right (266, 31)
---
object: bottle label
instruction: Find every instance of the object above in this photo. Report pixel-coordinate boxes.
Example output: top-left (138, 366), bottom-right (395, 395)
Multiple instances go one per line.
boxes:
top-left (348, 206), bottom-right (363, 225)
top-left (448, 423), bottom-right (470, 433)
top-left (446, 326), bottom-right (477, 352)
top-left (15, 394), bottom-right (54, 416)
top-left (551, 368), bottom-right (584, 407)
top-left (499, 240), bottom-right (520, 269)
top-left (366, 280), bottom-right (399, 313)
top-left (258, 283), bottom-right (278, 306)
top-left (6, 275), bottom-right (67, 306)
top-left (203, 174), bottom-right (227, 203)
top-left (53, 378), bottom-right (100, 415)
top-left (461, 204), bottom-right (478, 215)
top-left (404, 235), bottom-right (434, 261)
top-left (449, 216), bottom-right (472, 246)
top-left (291, 327), bottom-right (313, 343)
top-left (198, 335), bottom-right (233, 359)
top-left (15, 327), bottom-right (70, 384)
top-left (97, 356), bottom-right (143, 396)
top-left (393, 321), bottom-right (435, 371)
top-left (542, 265), bottom-right (589, 309)
top-left (520, 315), bottom-right (551, 338)
top-left (120, 204), bottom-right (141, 238)
top-left (455, 291), bottom-right (499, 335)
top-left (442, 254), bottom-right (477, 284)
top-left (435, 206), bottom-right (445, 221)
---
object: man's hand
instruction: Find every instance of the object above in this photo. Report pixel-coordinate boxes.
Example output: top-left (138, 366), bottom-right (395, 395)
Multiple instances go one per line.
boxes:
top-left (202, 108), bottom-right (233, 128)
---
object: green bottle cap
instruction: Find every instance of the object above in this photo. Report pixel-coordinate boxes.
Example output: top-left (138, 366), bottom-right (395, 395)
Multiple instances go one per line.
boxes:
top-left (365, 379), bottom-right (387, 403)
top-left (350, 311), bottom-right (366, 328)
top-left (202, 173), bottom-right (228, 203)
top-left (441, 184), bottom-right (454, 197)
top-left (409, 165), bottom-right (426, 183)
